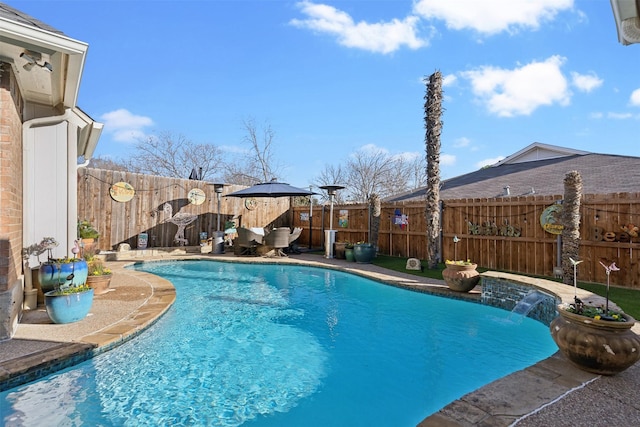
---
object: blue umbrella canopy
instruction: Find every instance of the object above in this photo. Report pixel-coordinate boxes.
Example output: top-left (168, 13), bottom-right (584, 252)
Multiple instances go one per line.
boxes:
top-left (226, 181), bottom-right (317, 198)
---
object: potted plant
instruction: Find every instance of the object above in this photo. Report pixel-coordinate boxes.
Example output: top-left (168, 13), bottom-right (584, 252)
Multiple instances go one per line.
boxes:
top-left (37, 239), bottom-right (88, 294)
top-left (24, 238), bottom-right (93, 324)
top-left (353, 242), bottom-right (376, 264)
top-left (85, 252), bottom-right (112, 295)
top-left (442, 259), bottom-right (480, 292)
top-left (550, 259), bottom-right (640, 375)
top-left (333, 241), bottom-right (347, 259)
top-left (44, 277), bottom-right (94, 324)
top-left (78, 219), bottom-right (100, 254)
top-left (344, 242), bottom-right (355, 262)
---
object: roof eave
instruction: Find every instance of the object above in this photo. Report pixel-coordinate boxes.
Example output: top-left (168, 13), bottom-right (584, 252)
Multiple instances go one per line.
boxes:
top-left (610, 0), bottom-right (640, 45)
top-left (0, 16), bottom-right (88, 107)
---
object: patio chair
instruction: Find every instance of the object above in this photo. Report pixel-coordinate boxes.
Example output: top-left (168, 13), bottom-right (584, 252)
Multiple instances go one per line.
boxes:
top-left (288, 227), bottom-right (303, 254)
top-left (235, 227), bottom-right (263, 256)
top-left (263, 227), bottom-right (291, 257)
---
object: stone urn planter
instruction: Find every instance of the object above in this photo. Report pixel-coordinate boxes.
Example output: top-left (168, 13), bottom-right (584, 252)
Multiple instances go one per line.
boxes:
top-left (353, 243), bottom-right (376, 264)
top-left (442, 262), bottom-right (480, 292)
top-left (550, 306), bottom-right (640, 375)
top-left (44, 287), bottom-right (94, 324)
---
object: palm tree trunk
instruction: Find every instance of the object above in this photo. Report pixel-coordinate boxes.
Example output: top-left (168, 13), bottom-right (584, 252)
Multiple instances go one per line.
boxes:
top-left (561, 170), bottom-right (583, 285)
top-left (369, 193), bottom-right (381, 248)
top-left (425, 71), bottom-right (443, 269)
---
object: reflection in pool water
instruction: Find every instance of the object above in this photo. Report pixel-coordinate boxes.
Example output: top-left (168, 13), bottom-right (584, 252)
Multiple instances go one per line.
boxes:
top-left (1, 260), bottom-right (557, 426)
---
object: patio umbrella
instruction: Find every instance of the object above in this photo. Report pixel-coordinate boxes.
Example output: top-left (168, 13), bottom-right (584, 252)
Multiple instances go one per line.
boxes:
top-left (226, 181), bottom-right (317, 198)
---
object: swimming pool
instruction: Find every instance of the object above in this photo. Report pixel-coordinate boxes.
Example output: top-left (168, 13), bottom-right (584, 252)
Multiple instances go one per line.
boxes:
top-left (1, 260), bottom-right (557, 426)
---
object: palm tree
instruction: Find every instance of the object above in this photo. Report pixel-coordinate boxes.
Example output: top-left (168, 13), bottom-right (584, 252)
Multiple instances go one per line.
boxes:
top-left (424, 71), bottom-right (443, 269)
top-left (561, 170), bottom-right (583, 285)
top-left (369, 193), bottom-right (381, 247)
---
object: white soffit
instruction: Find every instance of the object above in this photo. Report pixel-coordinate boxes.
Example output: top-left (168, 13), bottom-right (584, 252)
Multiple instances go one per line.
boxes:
top-left (611, 0), bottom-right (640, 45)
top-left (0, 16), bottom-right (88, 107)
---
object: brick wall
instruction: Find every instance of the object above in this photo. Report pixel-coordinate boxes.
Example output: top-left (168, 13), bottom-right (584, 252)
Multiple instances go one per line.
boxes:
top-left (0, 62), bottom-right (24, 338)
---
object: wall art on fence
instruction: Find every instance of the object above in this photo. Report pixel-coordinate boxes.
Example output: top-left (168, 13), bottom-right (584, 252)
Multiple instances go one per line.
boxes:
top-left (188, 188), bottom-right (206, 205)
top-left (338, 210), bottom-right (348, 227)
top-left (394, 209), bottom-right (409, 230)
top-left (467, 220), bottom-right (522, 237)
top-left (591, 225), bottom-right (637, 243)
top-left (300, 212), bottom-right (309, 222)
top-left (540, 203), bottom-right (563, 235)
top-left (109, 182), bottom-right (135, 203)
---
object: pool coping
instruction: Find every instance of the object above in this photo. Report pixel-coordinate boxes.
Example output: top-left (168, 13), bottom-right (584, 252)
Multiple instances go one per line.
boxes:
top-left (1, 253), bottom-right (639, 426)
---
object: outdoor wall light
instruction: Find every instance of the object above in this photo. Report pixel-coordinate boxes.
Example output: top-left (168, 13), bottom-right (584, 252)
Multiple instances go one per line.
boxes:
top-left (20, 51), bottom-right (53, 72)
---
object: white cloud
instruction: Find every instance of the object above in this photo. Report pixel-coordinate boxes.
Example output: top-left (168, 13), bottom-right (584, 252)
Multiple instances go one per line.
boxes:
top-left (99, 109), bottom-right (154, 143)
top-left (441, 153), bottom-right (456, 166)
top-left (290, 1), bottom-right (428, 54)
top-left (442, 74), bottom-right (457, 87)
top-left (571, 71), bottom-right (603, 92)
top-left (452, 137), bottom-right (471, 148)
top-left (413, 0), bottom-right (574, 35)
top-left (476, 156), bottom-right (504, 168)
top-left (219, 144), bottom-right (248, 154)
top-left (357, 143), bottom-right (389, 155)
top-left (590, 112), bottom-right (603, 119)
top-left (461, 56), bottom-right (570, 117)
top-left (607, 112), bottom-right (633, 119)
top-left (630, 88), bottom-right (640, 106)
top-left (393, 151), bottom-right (421, 162)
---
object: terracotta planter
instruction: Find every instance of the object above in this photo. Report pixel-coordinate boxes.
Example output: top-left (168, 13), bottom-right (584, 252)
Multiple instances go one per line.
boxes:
top-left (44, 288), bottom-right (94, 324)
top-left (81, 238), bottom-right (97, 255)
top-left (87, 274), bottom-right (112, 295)
top-left (550, 306), bottom-right (640, 375)
top-left (442, 263), bottom-right (480, 292)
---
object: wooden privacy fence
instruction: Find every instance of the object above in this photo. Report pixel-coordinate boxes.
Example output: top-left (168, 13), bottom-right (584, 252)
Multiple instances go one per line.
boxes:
top-left (291, 192), bottom-right (640, 288)
top-left (77, 168), bottom-right (292, 251)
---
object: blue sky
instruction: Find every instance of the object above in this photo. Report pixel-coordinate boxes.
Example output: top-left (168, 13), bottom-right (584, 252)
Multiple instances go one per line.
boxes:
top-left (9, 0), bottom-right (640, 187)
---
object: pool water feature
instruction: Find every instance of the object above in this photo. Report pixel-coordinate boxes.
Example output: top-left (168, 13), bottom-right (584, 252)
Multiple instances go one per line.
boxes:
top-left (1, 260), bottom-right (558, 426)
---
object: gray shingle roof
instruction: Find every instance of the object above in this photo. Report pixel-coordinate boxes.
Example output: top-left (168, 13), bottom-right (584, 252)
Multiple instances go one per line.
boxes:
top-left (389, 153), bottom-right (640, 201)
top-left (0, 2), bottom-right (63, 35)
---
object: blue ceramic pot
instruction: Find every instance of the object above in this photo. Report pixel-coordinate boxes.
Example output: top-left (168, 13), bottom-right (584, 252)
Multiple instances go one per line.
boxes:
top-left (38, 259), bottom-right (88, 293)
top-left (345, 248), bottom-right (355, 262)
top-left (44, 288), bottom-right (94, 324)
top-left (353, 243), bottom-right (376, 264)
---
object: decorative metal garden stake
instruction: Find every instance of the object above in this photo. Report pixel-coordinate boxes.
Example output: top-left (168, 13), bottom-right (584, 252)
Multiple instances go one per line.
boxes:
top-left (599, 260), bottom-right (620, 313)
top-left (453, 235), bottom-right (460, 261)
top-left (569, 257), bottom-right (583, 299)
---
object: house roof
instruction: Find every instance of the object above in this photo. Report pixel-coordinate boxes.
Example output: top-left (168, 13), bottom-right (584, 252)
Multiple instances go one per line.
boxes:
top-left (387, 144), bottom-right (640, 202)
top-left (0, 2), bottom-right (63, 35)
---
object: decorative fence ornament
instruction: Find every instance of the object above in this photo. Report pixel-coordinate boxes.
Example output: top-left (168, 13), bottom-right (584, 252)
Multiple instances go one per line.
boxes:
top-left (109, 182), bottom-right (135, 203)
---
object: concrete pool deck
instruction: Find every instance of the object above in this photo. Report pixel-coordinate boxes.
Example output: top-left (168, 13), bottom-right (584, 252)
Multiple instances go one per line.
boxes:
top-left (1, 252), bottom-right (639, 426)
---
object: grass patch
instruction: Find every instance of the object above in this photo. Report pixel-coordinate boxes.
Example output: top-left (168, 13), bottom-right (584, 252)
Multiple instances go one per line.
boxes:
top-left (371, 255), bottom-right (640, 319)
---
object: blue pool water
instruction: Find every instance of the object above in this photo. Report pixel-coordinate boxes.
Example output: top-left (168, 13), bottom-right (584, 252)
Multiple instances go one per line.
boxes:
top-left (1, 260), bottom-right (557, 426)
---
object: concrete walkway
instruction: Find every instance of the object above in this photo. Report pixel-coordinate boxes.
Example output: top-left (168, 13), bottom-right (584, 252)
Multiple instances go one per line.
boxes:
top-left (1, 252), bottom-right (639, 426)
